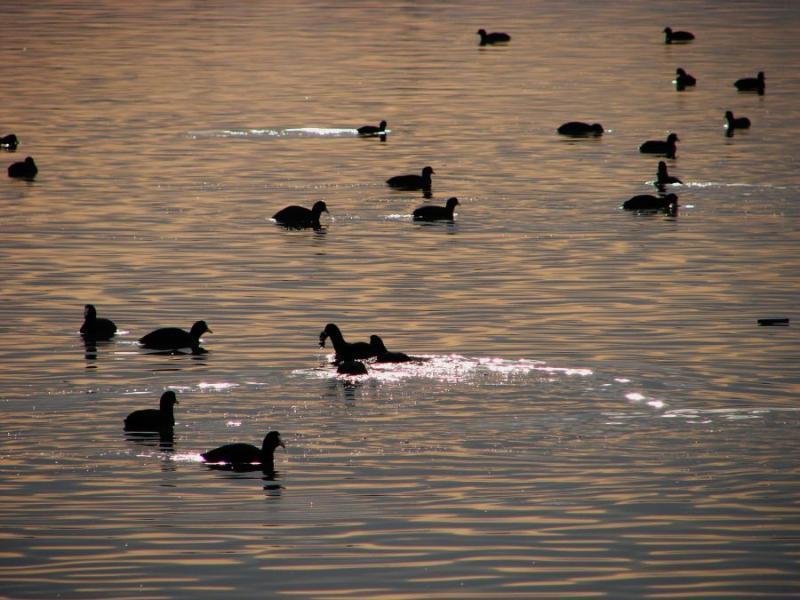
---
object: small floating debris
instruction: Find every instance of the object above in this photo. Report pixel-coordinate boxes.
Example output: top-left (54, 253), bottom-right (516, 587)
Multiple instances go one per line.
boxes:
top-left (757, 318), bottom-right (789, 326)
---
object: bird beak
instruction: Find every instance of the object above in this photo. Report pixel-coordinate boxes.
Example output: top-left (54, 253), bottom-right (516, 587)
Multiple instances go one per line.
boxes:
top-left (279, 440), bottom-right (286, 448)
top-left (319, 332), bottom-right (327, 347)
top-left (206, 328), bottom-right (213, 334)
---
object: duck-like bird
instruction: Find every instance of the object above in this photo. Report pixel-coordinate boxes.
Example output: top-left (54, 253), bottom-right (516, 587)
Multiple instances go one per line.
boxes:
top-left (124, 391), bottom-right (179, 432)
top-left (413, 197), bottom-right (459, 222)
top-left (80, 304), bottom-right (118, 340)
top-left (320, 323), bottom-right (376, 362)
top-left (139, 320), bottom-right (212, 352)
top-left (557, 122), bottom-right (604, 136)
top-left (724, 111), bottom-right (751, 130)
top-left (656, 161), bottom-right (682, 186)
top-left (8, 156), bottom-right (37, 179)
top-left (623, 193), bottom-right (678, 211)
top-left (477, 29), bottom-right (511, 45)
top-left (674, 68), bottom-right (696, 89)
top-left (357, 120), bottom-right (387, 136)
top-left (273, 200), bottom-right (329, 228)
top-left (734, 71), bottom-right (765, 95)
top-left (201, 431), bottom-right (285, 469)
top-left (639, 133), bottom-right (679, 159)
top-left (0, 134), bottom-right (19, 150)
top-left (387, 166), bottom-right (434, 191)
top-left (664, 27), bottom-right (694, 43)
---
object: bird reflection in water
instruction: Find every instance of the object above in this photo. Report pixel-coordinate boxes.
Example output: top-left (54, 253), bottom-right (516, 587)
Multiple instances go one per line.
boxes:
top-left (83, 337), bottom-right (98, 362)
top-left (325, 377), bottom-right (363, 401)
top-left (204, 462), bottom-right (284, 494)
top-left (124, 429), bottom-right (175, 453)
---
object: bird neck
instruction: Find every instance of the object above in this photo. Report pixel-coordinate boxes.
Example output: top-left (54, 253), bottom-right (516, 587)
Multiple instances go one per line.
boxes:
top-left (327, 328), bottom-right (347, 351)
top-left (160, 401), bottom-right (175, 421)
top-left (260, 445), bottom-right (276, 470)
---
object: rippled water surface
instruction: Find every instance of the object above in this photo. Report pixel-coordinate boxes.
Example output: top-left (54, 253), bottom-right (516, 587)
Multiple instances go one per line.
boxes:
top-left (2, 1), bottom-right (799, 597)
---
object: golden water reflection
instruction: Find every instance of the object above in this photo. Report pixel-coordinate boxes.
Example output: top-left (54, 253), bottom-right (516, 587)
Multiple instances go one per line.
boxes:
top-left (2, 0), bottom-right (800, 597)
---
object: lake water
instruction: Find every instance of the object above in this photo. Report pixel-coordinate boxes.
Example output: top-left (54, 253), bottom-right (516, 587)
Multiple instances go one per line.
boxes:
top-left (1, 0), bottom-right (799, 597)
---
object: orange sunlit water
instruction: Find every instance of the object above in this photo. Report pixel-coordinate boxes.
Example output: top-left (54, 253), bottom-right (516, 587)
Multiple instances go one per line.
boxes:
top-left (1, 0), bottom-right (799, 598)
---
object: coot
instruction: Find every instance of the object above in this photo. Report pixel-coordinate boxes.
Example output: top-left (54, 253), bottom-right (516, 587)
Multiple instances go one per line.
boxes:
top-left (413, 197), bottom-right (459, 222)
top-left (623, 193), bottom-right (678, 211)
top-left (656, 161), bottom-right (682, 185)
top-left (8, 156), bottom-right (37, 179)
top-left (357, 120), bottom-right (387, 136)
top-left (80, 304), bottom-right (117, 340)
top-left (139, 320), bottom-right (212, 351)
top-left (387, 166), bottom-right (434, 191)
top-left (734, 71), bottom-right (765, 94)
top-left (477, 29), bottom-right (511, 45)
top-left (337, 360), bottom-right (368, 375)
top-left (0, 134), bottom-right (18, 150)
top-left (201, 431), bottom-right (285, 468)
top-left (674, 68), bottom-right (696, 89)
top-left (639, 133), bottom-right (679, 159)
top-left (557, 122), bottom-right (604, 136)
top-left (319, 323), bottom-right (376, 362)
top-left (124, 391), bottom-right (178, 432)
top-left (724, 111), bottom-right (751, 130)
top-left (664, 27), bottom-right (694, 43)
top-left (273, 200), bottom-right (329, 228)
top-left (369, 335), bottom-right (412, 363)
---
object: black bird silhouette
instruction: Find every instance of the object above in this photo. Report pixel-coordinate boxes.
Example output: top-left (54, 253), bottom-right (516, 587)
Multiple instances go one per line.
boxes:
top-left (357, 120), bottom-right (387, 136)
top-left (623, 193), bottom-right (678, 211)
top-left (319, 323), bottom-right (376, 362)
top-left (139, 320), bottom-right (212, 351)
top-left (674, 68), bottom-right (696, 89)
top-left (202, 431), bottom-right (285, 469)
top-left (557, 122), bottom-right (604, 136)
top-left (369, 335), bottom-right (412, 363)
top-left (413, 197), bottom-right (459, 222)
top-left (273, 200), bottom-right (329, 228)
top-left (8, 156), bottom-right (37, 179)
top-left (664, 27), bottom-right (694, 43)
top-left (640, 133), bottom-right (679, 159)
top-left (656, 161), bottom-right (682, 186)
top-left (734, 71), bottom-right (765, 95)
top-left (124, 391), bottom-right (178, 432)
top-left (337, 360), bottom-right (368, 375)
top-left (387, 166), bottom-right (434, 191)
top-left (477, 29), bottom-right (511, 45)
top-left (0, 134), bottom-right (18, 150)
top-left (725, 111), bottom-right (751, 131)
top-left (80, 304), bottom-right (117, 340)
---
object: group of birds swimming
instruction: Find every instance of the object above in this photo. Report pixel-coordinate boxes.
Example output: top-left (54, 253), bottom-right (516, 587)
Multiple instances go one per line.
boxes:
top-left (87, 292), bottom-right (426, 467)
top-left (319, 322), bottom-right (426, 375)
top-left (4, 25), bottom-right (764, 223)
top-left (17, 25), bottom-right (771, 471)
top-left (123, 389), bottom-right (285, 470)
top-left (261, 26), bottom-right (764, 227)
top-left (271, 164), bottom-right (460, 228)
top-left (89, 301), bottom-right (284, 468)
top-left (81, 303), bottom-right (213, 354)
top-left (2, 135), bottom-right (38, 179)
top-left (101, 312), bottom-right (421, 467)
top-left (554, 27), bottom-right (764, 213)
top-left (119, 322), bottom-right (425, 467)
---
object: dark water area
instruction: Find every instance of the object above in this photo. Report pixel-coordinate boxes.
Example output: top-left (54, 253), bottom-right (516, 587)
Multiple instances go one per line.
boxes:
top-left (1, 1), bottom-right (799, 597)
